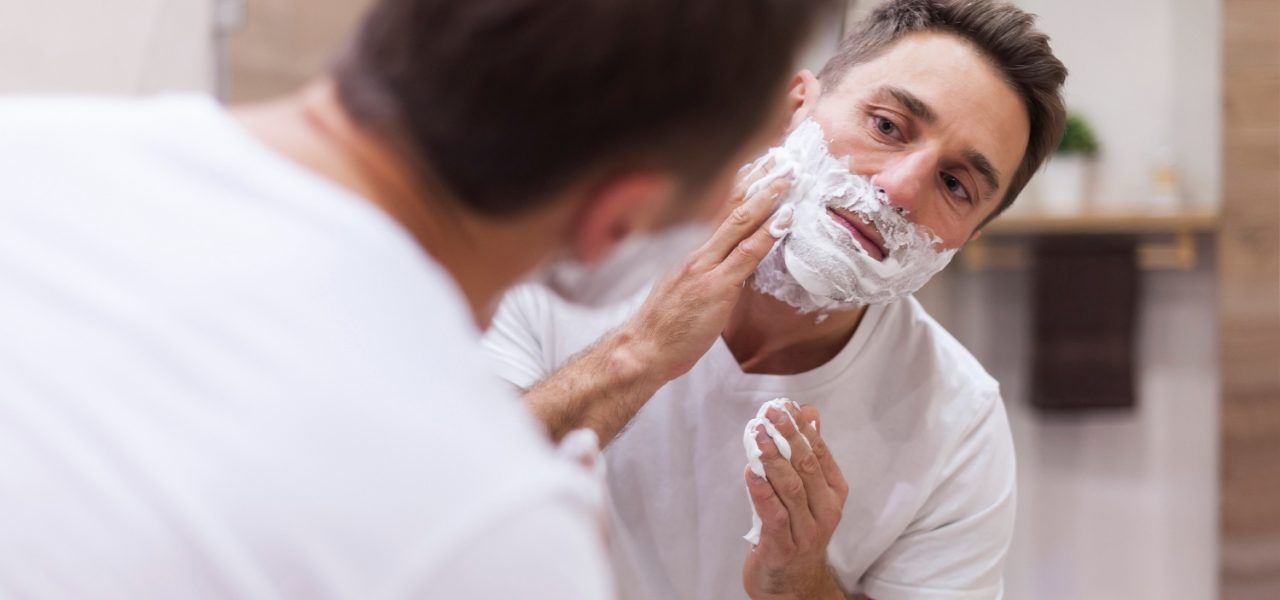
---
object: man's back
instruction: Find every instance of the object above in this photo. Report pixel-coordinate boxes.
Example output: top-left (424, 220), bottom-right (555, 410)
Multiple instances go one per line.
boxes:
top-left (0, 96), bottom-right (609, 598)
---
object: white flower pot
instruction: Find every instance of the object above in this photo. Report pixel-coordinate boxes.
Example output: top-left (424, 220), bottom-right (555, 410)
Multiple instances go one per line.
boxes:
top-left (1039, 155), bottom-right (1092, 215)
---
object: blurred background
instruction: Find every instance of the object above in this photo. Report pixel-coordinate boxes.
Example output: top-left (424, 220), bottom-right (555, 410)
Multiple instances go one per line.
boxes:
top-left (0, 0), bottom-right (1274, 598)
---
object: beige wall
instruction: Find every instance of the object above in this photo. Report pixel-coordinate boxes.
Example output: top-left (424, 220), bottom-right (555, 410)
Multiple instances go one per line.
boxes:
top-left (224, 0), bottom-right (848, 103)
top-left (0, 0), bottom-right (213, 94)
top-left (852, 0), bottom-right (1224, 211)
top-left (224, 0), bottom-right (373, 102)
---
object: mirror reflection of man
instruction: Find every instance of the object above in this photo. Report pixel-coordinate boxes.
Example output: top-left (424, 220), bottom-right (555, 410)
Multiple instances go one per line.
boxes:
top-left (0, 0), bottom-right (834, 597)
top-left (484, 1), bottom-right (1069, 598)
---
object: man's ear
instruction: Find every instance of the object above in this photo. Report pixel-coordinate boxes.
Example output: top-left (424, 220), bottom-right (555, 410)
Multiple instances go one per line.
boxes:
top-left (569, 173), bottom-right (677, 265)
top-left (782, 70), bottom-right (822, 136)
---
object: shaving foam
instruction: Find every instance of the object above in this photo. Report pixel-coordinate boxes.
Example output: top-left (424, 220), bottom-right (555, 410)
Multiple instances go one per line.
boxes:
top-left (743, 398), bottom-right (809, 545)
top-left (746, 119), bottom-right (958, 312)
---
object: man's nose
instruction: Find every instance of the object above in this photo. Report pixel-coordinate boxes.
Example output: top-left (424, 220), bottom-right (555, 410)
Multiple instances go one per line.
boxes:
top-left (872, 151), bottom-right (933, 215)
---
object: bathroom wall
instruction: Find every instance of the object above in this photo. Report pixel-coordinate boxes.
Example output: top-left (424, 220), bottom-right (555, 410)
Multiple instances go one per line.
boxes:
top-left (921, 247), bottom-right (1219, 600)
top-left (907, 0), bottom-right (1224, 597)
top-left (0, 0), bottom-right (213, 94)
top-left (1014, 0), bottom-right (1221, 211)
top-left (223, 0), bottom-right (374, 102)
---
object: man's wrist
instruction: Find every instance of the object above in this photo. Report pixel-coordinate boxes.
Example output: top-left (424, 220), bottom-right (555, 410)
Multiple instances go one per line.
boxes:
top-left (749, 565), bottom-right (845, 600)
top-left (606, 325), bottom-right (671, 391)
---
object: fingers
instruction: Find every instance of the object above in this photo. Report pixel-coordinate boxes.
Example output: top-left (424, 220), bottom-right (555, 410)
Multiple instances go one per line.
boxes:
top-left (745, 466), bottom-right (794, 553)
top-left (713, 202), bottom-right (793, 285)
top-left (765, 404), bottom-right (842, 532)
top-left (723, 158), bottom-right (775, 221)
top-left (754, 424), bottom-right (817, 544)
top-left (798, 405), bottom-right (850, 505)
top-left (698, 172), bottom-right (792, 269)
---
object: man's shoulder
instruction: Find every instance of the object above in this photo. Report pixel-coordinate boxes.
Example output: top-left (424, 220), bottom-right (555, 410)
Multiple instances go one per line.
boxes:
top-left (0, 94), bottom-right (212, 147)
top-left (487, 282), bottom-right (647, 364)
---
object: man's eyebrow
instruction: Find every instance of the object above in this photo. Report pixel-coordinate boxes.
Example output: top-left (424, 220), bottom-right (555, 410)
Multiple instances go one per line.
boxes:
top-left (880, 86), bottom-right (937, 124)
top-left (963, 148), bottom-right (1002, 200)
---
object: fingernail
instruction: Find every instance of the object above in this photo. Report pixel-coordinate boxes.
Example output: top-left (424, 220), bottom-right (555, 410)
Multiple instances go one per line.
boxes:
top-left (774, 204), bottom-right (794, 224)
top-left (767, 408), bottom-right (784, 425)
top-left (767, 205), bottom-right (794, 238)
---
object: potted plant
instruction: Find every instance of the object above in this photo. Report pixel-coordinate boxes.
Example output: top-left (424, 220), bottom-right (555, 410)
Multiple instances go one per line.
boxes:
top-left (1040, 113), bottom-right (1100, 215)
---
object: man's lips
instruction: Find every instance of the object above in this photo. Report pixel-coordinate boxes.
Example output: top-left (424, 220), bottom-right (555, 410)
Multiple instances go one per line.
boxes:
top-left (827, 207), bottom-right (887, 261)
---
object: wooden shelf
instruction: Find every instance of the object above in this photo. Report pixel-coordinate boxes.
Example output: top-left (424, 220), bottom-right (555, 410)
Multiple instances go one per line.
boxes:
top-left (983, 210), bottom-right (1220, 236)
top-left (963, 210), bottom-right (1220, 271)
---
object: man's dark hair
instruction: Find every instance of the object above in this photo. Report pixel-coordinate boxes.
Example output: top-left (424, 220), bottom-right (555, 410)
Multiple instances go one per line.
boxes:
top-left (818, 0), bottom-right (1068, 225)
top-left (334, 0), bottom-right (834, 217)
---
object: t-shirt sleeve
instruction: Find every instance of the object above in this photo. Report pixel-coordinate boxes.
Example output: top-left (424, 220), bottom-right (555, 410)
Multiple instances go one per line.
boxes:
top-left (482, 284), bottom-right (557, 390)
top-left (860, 388), bottom-right (1017, 600)
top-left (400, 494), bottom-right (615, 599)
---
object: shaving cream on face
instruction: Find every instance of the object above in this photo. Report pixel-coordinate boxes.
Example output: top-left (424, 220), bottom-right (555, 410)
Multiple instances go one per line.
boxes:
top-left (743, 398), bottom-right (808, 545)
top-left (746, 119), bottom-right (958, 313)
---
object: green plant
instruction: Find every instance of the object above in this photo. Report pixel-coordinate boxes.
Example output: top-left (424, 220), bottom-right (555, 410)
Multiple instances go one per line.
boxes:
top-left (1057, 113), bottom-right (1100, 156)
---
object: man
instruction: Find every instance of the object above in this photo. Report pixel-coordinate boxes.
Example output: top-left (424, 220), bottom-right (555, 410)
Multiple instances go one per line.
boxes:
top-left (483, 1), bottom-right (1068, 598)
top-left (0, 0), bottom-right (832, 597)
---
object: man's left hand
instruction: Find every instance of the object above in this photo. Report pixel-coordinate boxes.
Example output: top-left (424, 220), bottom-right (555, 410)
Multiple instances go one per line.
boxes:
top-left (743, 403), bottom-right (850, 600)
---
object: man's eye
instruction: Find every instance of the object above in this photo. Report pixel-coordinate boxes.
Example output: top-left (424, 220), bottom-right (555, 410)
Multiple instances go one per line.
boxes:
top-left (875, 116), bottom-right (897, 136)
top-left (943, 173), bottom-right (971, 202)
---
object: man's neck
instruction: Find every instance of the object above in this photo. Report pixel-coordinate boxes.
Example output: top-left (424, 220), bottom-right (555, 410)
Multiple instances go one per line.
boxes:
top-left (722, 285), bottom-right (868, 375)
top-left (230, 81), bottom-right (569, 328)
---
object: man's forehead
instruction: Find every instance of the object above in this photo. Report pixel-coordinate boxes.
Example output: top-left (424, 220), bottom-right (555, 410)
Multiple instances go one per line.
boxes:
top-left (823, 32), bottom-right (1030, 187)
top-left (832, 32), bottom-right (995, 97)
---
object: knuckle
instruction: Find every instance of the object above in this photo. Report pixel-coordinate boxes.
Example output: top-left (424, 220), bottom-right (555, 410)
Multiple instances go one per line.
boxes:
top-left (766, 506), bottom-right (790, 527)
top-left (781, 479), bottom-right (806, 499)
top-left (729, 205), bottom-right (753, 226)
top-left (734, 236), bottom-right (768, 260)
top-left (811, 437), bottom-right (832, 461)
top-left (820, 505), bottom-right (844, 527)
top-left (677, 253), bottom-right (702, 275)
top-left (767, 177), bottom-right (791, 195)
top-left (797, 454), bottom-right (821, 476)
top-left (828, 508), bottom-right (845, 527)
top-left (774, 414), bottom-right (796, 436)
top-left (834, 480), bottom-right (850, 500)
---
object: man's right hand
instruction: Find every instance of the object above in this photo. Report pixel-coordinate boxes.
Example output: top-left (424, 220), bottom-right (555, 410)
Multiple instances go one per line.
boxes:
top-left (615, 165), bottom-right (794, 384)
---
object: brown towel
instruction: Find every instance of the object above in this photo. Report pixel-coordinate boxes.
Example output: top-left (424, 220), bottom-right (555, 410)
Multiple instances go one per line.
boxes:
top-left (1030, 235), bottom-right (1139, 410)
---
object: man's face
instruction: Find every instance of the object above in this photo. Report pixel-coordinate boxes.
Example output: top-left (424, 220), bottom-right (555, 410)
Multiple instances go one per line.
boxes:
top-left (806, 31), bottom-right (1031, 252)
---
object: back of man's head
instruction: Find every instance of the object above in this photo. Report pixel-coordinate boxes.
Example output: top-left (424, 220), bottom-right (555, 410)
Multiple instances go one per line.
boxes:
top-left (334, 0), bottom-right (834, 218)
top-left (819, 0), bottom-right (1067, 223)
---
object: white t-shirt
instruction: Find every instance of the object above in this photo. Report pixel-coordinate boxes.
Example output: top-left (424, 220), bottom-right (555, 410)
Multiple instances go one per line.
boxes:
top-left (484, 284), bottom-right (1016, 600)
top-left (0, 95), bottom-right (612, 599)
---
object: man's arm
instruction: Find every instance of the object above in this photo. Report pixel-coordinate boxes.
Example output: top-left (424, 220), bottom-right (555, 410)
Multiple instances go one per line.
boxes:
top-left (526, 167), bottom-right (794, 444)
